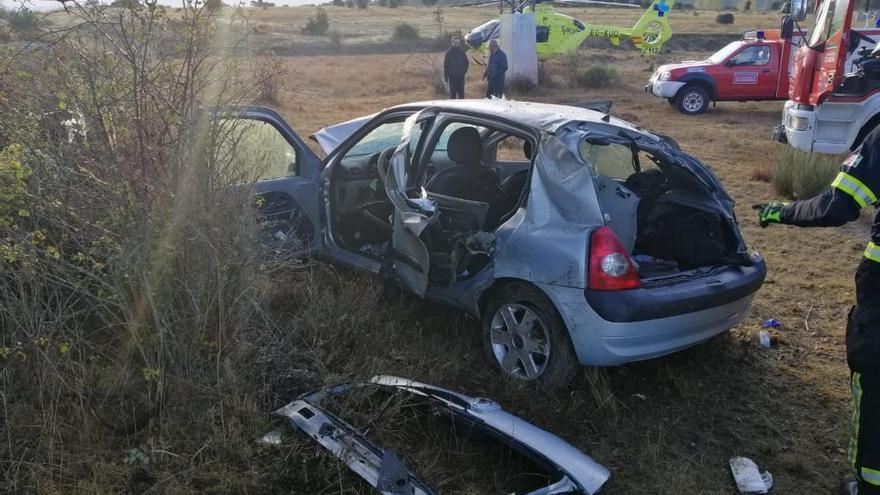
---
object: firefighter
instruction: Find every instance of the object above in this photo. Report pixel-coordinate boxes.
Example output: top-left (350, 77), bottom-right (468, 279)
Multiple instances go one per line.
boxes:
top-left (755, 127), bottom-right (880, 495)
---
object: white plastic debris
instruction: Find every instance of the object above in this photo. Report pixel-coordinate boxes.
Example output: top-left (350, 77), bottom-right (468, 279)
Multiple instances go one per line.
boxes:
top-left (257, 426), bottom-right (286, 446)
top-left (758, 331), bottom-right (772, 348)
top-left (729, 456), bottom-right (773, 494)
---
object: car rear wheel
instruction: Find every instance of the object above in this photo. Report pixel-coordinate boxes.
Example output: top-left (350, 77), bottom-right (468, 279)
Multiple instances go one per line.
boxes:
top-left (482, 282), bottom-right (579, 388)
top-left (675, 85), bottom-right (709, 115)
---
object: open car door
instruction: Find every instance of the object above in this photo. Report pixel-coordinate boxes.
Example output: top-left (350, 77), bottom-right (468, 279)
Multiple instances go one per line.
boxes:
top-left (384, 111), bottom-right (492, 297)
top-left (210, 107), bottom-right (323, 255)
top-left (384, 112), bottom-right (437, 297)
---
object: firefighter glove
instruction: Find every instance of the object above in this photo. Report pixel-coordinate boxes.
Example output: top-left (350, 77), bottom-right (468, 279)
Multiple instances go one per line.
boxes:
top-left (753, 201), bottom-right (787, 227)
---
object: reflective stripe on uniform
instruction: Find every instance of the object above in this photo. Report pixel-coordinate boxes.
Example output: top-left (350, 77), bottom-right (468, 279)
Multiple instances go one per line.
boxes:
top-left (850, 372), bottom-right (863, 470)
top-left (865, 242), bottom-right (880, 263)
top-left (832, 172), bottom-right (878, 209)
top-left (863, 467), bottom-right (880, 486)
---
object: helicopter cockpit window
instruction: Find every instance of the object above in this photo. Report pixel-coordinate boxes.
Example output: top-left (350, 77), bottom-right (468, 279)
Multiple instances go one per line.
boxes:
top-left (572, 19), bottom-right (585, 31)
top-left (536, 25), bottom-right (550, 43)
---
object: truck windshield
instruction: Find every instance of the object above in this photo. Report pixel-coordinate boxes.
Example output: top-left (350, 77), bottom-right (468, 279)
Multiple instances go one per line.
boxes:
top-left (708, 42), bottom-right (742, 64)
top-left (807, 0), bottom-right (849, 47)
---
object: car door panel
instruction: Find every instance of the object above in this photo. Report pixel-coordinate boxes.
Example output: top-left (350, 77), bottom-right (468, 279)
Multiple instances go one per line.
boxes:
top-left (211, 106), bottom-right (323, 254)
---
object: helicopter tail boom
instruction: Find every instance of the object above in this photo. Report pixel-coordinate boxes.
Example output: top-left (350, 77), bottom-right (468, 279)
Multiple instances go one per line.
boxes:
top-left (629, 0), bottom-right (674, 53)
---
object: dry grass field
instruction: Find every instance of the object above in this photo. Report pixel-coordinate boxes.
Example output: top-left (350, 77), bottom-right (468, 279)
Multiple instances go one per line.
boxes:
top-left (3, 4), bottom-right (862, 494)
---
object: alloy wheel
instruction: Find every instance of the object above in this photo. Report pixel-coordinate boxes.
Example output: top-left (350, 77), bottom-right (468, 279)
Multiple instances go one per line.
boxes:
top-left (489, 303), bottom-right (551, 380)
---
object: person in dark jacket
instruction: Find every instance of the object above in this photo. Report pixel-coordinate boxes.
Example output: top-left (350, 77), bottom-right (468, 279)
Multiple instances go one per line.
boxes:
top-left (483, 39), bottom-right (508, 98)
top-left (755, 126), bottom-right (880, 495)
top-left (443, 36), bottom-right (468, 99)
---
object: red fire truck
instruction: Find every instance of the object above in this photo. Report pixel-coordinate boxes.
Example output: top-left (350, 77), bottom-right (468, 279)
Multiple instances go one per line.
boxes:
top-left (647, 30), bottom-right (804, 115)
top-left (774, 0), bottom-right (880, 153)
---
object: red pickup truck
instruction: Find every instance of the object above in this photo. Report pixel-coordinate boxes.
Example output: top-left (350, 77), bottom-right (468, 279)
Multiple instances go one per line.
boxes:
top-left (646, 30), bottom-right (802, 115)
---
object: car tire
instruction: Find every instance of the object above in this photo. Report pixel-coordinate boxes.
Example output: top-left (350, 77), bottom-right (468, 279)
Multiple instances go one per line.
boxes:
top-left (482, 282), bottom-right (579, 388)
top-left (675, 85), bottom-right (710, 115)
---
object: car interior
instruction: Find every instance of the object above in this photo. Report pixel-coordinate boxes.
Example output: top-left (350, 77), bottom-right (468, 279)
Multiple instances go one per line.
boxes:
top-left (584, 141), bottom-right (744, 280)
top-left (328, 117), bottom-right (535, 284)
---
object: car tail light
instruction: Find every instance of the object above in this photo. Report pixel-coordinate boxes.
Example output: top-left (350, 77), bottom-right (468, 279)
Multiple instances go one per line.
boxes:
top-left (588, 227), bottom-right (640, 291)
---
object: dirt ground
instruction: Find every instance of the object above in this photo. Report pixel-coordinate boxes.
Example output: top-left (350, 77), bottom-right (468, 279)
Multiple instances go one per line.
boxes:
top-left (257, 35), bottom-right (867, 493)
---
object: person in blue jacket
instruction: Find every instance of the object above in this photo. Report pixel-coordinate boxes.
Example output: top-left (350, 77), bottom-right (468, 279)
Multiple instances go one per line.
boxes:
top-left (483, 40), bottom-right (508, 99)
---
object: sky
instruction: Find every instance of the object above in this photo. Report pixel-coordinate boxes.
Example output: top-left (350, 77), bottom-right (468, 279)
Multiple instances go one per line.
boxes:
top-left (1, 0), bottom-right (331, 11)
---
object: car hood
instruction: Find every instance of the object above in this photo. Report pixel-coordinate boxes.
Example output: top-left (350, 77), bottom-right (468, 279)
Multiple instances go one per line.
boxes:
top-left (656, 60), bottom-right (711, 73)
top-left (311, 113), bottom-right (376, 155)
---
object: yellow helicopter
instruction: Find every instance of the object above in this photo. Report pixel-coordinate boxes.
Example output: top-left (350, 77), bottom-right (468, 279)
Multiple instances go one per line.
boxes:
top-left (463, 0), bottom-right (676, 57)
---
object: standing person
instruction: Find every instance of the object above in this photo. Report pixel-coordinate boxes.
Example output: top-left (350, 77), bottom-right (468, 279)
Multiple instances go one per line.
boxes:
top-left (483, 39), bottom-right (507, 99)
top-left (755, 128), bottom-right (880, 495)
top-left (443, 35), bottom-right (468, 99)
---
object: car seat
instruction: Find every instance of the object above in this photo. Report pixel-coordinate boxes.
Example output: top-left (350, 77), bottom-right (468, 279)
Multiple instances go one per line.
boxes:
top-left (425, 127), bottom-right (506, 226)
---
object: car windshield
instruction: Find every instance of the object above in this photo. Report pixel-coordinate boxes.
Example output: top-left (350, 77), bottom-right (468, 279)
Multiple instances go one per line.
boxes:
top-left (344, 121), bottom-right (407, 158)
top-left (708, 42), bottom-right (743, 64)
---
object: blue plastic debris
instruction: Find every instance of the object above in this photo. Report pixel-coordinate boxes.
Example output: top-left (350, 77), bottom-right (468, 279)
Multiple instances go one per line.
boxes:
top-left (761, 319), bottom-right (781, 329)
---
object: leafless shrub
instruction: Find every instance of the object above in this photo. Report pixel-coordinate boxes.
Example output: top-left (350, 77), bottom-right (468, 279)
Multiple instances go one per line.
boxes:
top-left (0, 1), bottom-right (306, 491)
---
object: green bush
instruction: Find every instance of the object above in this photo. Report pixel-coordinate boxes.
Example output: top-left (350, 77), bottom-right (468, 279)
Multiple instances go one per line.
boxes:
top-left (392, 22), bottom-right (420, 42)
top-left (772, 146), bottom-right (840, 200)
top-left (7, 8), bottom-right (38, 33)
top-left (507, 73), bottom-right (537, 95)
top-left (715, 13), bottom-right (735, 24)
top-left (571, 65), bottom-right (618, 88)
top-left (301, 7), bottom-right (329, 36)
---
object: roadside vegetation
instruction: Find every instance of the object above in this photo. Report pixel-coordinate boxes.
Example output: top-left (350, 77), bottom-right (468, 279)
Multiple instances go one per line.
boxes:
top-left (772, 145), bottom-right (840, 199)
top-left (572, 65), bottom-right (619, 88)
top-left (0, 1), bottom-right (307, 492)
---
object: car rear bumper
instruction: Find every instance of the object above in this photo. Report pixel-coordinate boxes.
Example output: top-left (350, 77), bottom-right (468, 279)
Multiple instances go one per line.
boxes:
top-left (536, 259), bottom-right (766, 366)
top-left (646, 80), bottom-right (685, 99)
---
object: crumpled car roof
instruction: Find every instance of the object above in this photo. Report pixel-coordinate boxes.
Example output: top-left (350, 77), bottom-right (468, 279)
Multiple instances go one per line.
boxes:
top-left (311, 99), bottom-right (653, 155)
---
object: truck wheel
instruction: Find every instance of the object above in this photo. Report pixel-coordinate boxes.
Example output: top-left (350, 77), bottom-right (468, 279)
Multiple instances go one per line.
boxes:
top-left (482, 282), bottom-right (579, 388)
top-left (675, 85), bottom-right (709, 115)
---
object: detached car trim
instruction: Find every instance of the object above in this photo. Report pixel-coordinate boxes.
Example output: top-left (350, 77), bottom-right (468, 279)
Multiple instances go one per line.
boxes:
top-left (272, 375), bottom-right (611, 495)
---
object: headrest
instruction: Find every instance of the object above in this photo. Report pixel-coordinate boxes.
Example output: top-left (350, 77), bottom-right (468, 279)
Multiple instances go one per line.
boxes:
top-left (447, 127), bottom-right (482, 166)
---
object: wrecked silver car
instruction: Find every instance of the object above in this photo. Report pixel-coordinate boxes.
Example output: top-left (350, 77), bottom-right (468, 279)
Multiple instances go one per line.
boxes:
top-left (217, 100), bottom-right (766, 387)
top-left (268, 375), bottom-right (610, 494)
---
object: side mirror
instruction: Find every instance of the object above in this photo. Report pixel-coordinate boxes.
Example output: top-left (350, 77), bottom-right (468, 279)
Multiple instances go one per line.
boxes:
top-left (781, 16), bottom-right (794, 39)
top-left (790, 0), bottom-right (807, 21)
top-left (725, 59), bottom-right (735, 67)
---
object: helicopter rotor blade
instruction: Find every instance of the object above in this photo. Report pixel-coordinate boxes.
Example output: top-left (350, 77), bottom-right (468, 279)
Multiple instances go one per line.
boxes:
top-left (451, 0), bottom-right (503, 6)
top-left (555, 0), bottom-right (642, 7)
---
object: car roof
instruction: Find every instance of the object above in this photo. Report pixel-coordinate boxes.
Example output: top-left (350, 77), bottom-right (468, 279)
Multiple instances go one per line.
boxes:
top-left (384, 99), bottom-right (648, 136)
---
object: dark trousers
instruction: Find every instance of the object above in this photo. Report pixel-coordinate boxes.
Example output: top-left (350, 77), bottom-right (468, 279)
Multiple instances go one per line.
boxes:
top-left (485, 77), bottom-right (504, 98)
top-left (847, 261), bottom-right (880, 493)
top-left (448, 77), bottom-right (465, 99)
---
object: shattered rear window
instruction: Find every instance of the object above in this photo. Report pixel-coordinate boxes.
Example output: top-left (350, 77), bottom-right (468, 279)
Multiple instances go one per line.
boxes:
top-left (580, 141), bottom-right (660, 180)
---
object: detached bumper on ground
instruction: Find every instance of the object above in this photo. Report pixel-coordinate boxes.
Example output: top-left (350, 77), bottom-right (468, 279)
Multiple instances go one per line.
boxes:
top-left (269, 376), bottom-right (611, 495)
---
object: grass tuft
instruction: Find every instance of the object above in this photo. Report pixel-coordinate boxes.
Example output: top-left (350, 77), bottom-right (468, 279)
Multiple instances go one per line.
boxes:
top-left (772, 145), bottom-right (840, 199)
top-left (571, 65), bottom-right (618, 88)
